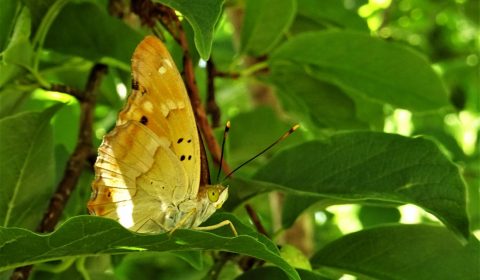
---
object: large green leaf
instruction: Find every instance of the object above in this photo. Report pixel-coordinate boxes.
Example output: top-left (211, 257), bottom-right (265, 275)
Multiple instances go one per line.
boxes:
top-left (292, 0), bottom-right (368, 33)
top-left (156, 0), bottom-right (224, 60)
top-left (236, 267), bottom-right (330, 280)
top-left (0, 214), bottom-right (300, 280)
top-left (253, 131), bottom-right (470, 239)
top-left (0, 104), bottom-right (61, 229)
top-left (240, 0), bottom-right (296, 56)
top-left (270, 31), bottom-right (450, 112)
top-left (44, 2), bottom-right (141, 66)
top-left (0, 5), bottom-right (33, 88)
top-left (311, 225), bottom-right (480, 280)
top-left (269, 64), bottom-right (368, 129)
top-left (0, 0), bottom-right (19, 52)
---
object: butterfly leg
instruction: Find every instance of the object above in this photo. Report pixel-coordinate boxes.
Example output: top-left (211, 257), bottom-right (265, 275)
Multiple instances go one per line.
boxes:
top-left (194, 220), bottom-right (238, 237)
top-left (168, 208), bottom-right (197, 236)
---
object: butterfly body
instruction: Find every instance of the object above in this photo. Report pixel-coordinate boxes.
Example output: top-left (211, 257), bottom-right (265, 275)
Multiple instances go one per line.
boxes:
top-left (87, 36), bottom-right (229, 234)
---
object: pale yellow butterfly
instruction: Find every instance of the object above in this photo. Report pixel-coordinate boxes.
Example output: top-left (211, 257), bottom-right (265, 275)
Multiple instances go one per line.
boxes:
top-left (87, 36), bottom-right (235, 235)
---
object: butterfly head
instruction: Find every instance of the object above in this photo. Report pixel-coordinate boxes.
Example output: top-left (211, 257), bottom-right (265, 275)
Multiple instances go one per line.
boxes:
top-left (204, 184), bottom-right (229, 209)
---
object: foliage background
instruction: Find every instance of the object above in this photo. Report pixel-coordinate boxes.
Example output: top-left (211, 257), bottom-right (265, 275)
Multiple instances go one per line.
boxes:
top-left (0, 0), bottom-right (479, 279)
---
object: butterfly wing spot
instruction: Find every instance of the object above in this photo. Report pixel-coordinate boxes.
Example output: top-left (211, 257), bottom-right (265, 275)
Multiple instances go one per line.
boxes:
top-left (187, 139), bottom-right (192, 143)
top-left (158, 66), bottom-right (167, 74)
top-left (162, 58), bottom-right (173, 68)
top-left (188, 155), bottom-right (192, 160)
top-left (132, 79), bottom-right (139, 90)
top-left (177, 138), bottom-right (184, 143)
top-left (180, 155), bottom-right (186, 161)
top-left (140, 116), bottom-right (148, 125)
top-left (142, 100), bottom-right (154, 113)
top-left (160, 104), bottom-right (169, 117)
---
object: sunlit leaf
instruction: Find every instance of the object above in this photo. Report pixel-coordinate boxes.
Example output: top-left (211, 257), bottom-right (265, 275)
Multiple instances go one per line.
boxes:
top-left (0, 214), bottom-right (300, 280)
top-left (254, 131), bottom-right (470, 239)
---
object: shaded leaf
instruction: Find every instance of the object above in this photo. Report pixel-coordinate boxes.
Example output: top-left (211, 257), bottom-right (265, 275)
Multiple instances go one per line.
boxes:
top-left (282, 194), bottom-right (320, 229)
top-left (241, 0), bottom-right (296, 56)
top-left (293, 0), bottom-right (368, 33)
top-left (269, 64), bottom-right (367, 129)
top-left (156, 0), bottom-right (224, 60)
top-left (45, 2), bottom-right (141, 65)
top-left (0, 0), bottom-right (20, 52)
top-left (270, 31), bottom-right (450, 112)
top-left (0, 5), bottom-right (33, 87)
top-left (311, 225), bottom-right (480, 280)
top-left (236, 267), bottom-right (329, 280)
top-left (254, 131), bottom-right (470, 239)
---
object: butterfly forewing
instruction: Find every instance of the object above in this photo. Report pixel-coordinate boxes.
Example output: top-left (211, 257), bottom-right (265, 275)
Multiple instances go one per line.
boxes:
top-left (119, 36), bottom-right (200, 196)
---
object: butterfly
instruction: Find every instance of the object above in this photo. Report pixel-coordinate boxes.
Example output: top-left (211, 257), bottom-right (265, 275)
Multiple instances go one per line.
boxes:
top-left (87, 35), bottom-right (236, 235)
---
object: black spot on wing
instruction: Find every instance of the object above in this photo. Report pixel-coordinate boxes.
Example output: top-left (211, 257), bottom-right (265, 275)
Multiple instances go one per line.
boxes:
top-left (180, 155), bottom-right (186, 161)
top-left (140, 116), bottom-right (148, 125)
top-left (177, 138), bottom-right (184, 144)
top-left (132, 79), bottom-right (139, 90)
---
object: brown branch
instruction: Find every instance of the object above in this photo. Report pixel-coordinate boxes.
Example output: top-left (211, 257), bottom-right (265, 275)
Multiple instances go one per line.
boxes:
top-left (10, 64), bottom-right (108, 280)
top-left (49, 84), bottom-right (83, 100)
top-left (245, 204), bottom-right (269, 237)
top-left (214, 70), bottom-right (240, 79)
top-left (206, 59), bottom-right (221, 127)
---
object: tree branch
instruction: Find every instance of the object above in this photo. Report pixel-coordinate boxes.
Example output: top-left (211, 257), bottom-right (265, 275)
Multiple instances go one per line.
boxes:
top-left (206, 59), bottom-right (221, 127)
top-left (10, 64), bottom-right (108, 280)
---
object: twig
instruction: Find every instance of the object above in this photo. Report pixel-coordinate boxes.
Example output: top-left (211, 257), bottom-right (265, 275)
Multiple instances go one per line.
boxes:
top-left (206, 59), bottom-right (221, 127)
top-left (203, 252), bottom-right (236, 280)
top-left (245, 204), bottom-right (269, 237)
top-left (49, 84), bottom-right (83, 100)
top-left (214, 70), bottom-right (240, 79)
top-left (10, 64), bottom-right (108, 280)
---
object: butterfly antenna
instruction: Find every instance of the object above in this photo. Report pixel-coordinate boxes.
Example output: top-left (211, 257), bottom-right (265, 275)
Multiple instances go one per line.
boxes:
top-left (223, 124), bottom-right (300, 181)
top-left (216, 121), bottom-right (231, 183)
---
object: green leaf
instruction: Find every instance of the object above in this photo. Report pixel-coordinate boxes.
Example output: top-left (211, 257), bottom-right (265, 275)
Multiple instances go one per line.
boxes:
top-left (0, 104), bottom-right (61, 229)
top-left (236, 267), bottom-right (330, 280)
top-left (227, 107), bottom-right (302, 176)
top-left (170, 251), bottom-right (203, 271)
top-left (253, 131), bottom-right (470, 239)
top-left (293, 0), bottom-right (368, 33)
top-left (240, 0), bottom-right (296, 56)
top-left (155, 0), bottom-right (224, 60)
top-left (281, 194), bottom-right (321, 229)
top-left (0, 0), bottom-right (19, 52)
top-left (270, 31), bottom-right (450, 112)
top-left (44, 2), bottom-right (142, 65)
top-left (279, 244), bottom-right (312, 270)
top-left (311, 225), bottom-right (480, 280)
top-left (269, 64), bottom-right (368, 129)
top-left (0, 214), bottom-right (300, 280)
top-left (0, 5), bottom-right (33, 87)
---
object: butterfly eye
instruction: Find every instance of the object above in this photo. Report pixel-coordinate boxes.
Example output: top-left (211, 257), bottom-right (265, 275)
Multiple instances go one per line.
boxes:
top-left (207, 188), bottom-right (220, 202)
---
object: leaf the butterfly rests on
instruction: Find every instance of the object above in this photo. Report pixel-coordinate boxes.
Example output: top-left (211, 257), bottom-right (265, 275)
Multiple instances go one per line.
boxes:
top-left (87, 36), bottom-right (234, 235)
